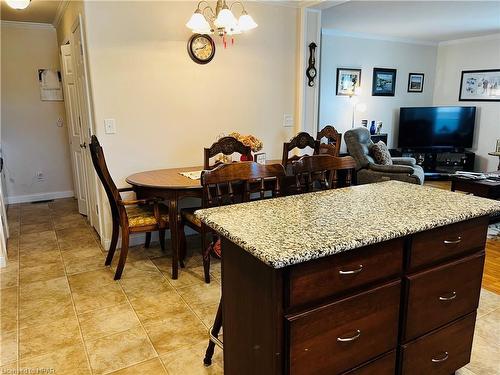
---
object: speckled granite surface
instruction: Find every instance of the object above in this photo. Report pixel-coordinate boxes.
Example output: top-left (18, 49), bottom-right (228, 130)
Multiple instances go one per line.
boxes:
top-left (195, 181), bottom-right (500, 268)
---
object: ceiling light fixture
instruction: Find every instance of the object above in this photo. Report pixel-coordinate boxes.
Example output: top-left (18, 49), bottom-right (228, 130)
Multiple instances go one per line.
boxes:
top-left (186, 0), bottom-right (257, 48)
top-left (6, 0), bottom-right (31, 10)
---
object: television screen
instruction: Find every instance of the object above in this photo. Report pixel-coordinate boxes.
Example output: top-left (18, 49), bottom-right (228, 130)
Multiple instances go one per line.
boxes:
top-left (398, 106), bottom-right (476, 149)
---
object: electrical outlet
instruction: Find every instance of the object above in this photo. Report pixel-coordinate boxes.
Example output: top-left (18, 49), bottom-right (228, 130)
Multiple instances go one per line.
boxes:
top-left (283, 114), bottom-right (294, 128)
top-left (57, 117), bottom-right (64, 127)
top-left (104, 119), bottom-right (117, 134)
top-left (35, 171), bottom-right (45, 182)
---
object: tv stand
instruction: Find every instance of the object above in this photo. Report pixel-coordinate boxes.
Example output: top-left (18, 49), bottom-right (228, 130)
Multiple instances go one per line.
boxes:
top-left (391, 149), bottom-right (475, 180)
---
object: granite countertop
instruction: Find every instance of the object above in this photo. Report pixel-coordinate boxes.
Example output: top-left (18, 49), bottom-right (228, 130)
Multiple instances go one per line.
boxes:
top-left (195, 181), bottom-right (500, 269)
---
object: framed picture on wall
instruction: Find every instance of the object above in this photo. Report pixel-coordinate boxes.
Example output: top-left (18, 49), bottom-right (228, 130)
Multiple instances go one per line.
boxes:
top-left (459, 69), bottom-right (500, 102)
top-left (336, 68), bottom-right (361, 96)
top-left (408, 73), bottom-right (424, 93)
top-left (372, 68), bottom-right (397, 96)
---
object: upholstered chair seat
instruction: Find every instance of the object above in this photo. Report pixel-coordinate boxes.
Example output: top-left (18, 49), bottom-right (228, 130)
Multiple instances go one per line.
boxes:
top-left (126, 205), bottom-right (169, 227)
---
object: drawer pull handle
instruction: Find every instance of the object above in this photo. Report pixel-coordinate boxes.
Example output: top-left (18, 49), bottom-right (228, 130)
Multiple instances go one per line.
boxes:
top-left (337, 329), bottom-right (361, 342)
top-left (339, 265), bottom-right (363, 275)
top-left (439, 291), bottom-right (457, 301)
top-left (444, 237), bottom-right (462, 245)
top-left (431, 352), bottom-right (449, 363)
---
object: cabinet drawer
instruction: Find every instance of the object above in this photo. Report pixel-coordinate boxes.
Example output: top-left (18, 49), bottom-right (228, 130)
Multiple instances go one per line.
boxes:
top-left (341, 351), bottom-right (396, 375)
top-left (403, 252), bottom-right (484, 341)
top-left (288, 281), bottom-right (400, 375)
top-left (401, 312), bottom-right (476, 375)
top-left (409, 217), bottom-right (488, 270)
top-left (288, 239), bottom-right (403, 308)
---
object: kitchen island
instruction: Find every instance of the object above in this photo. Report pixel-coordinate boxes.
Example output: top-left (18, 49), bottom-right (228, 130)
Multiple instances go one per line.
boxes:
top-left (196, 181), bottom-right (500, 375)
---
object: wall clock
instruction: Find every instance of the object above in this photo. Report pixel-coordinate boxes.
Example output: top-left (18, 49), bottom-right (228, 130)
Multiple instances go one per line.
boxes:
top-left (306, 42), bottom-right (317, 87)
top-left (187, 34), bottom-right (216, 65)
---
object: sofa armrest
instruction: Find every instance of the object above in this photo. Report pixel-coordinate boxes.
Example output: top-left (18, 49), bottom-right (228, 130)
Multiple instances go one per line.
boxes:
top-left (369, 163), bottom-right (415, 174)
top-left (392, 157), bottom-right (416, 167)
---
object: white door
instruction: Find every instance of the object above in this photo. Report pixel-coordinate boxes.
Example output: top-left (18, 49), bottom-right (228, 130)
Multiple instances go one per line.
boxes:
top-left (60, 43), bottom-right (88, 215)
top-left (72, 17), bottom-right (100, 232)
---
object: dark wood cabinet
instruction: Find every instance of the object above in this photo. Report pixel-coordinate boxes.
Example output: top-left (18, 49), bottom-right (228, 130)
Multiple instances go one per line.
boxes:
top-left (220, 216), bottom-right (488, 374)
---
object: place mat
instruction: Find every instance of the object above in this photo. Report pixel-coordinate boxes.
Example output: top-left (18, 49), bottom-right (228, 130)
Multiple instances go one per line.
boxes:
top-left (179, 170), bottom-right (202, 180)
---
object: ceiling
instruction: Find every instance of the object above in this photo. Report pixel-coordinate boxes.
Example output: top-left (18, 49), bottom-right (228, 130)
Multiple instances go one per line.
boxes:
top-left (321, 1), bottom-right (500, 43)
top-left (0, 0), bottom-right (62, 24)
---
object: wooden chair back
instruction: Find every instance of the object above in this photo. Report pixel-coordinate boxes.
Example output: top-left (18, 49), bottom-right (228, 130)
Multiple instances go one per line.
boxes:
top-left (89, 135), bottom-right (121, 220)
top-left (201, 161), bottom-right (286, 207)
top-left (317, 125), bottom-right (342, 157)
top-left (292, 155), bottom-right (357, 193)
top-left (204, 136), bottom-right (252, 170)
top-left (282, 132), bottom-right (320, 166)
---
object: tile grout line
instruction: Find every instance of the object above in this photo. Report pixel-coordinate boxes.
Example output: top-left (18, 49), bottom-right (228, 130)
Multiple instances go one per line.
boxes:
top-left (51, 210), bottom-right (95, 375)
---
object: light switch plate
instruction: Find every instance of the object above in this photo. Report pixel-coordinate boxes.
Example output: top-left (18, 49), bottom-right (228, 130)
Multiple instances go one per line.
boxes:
top-left (283, 114), bottom-right (294, 128)
top-left (104, 118), bottom-right (116, 134)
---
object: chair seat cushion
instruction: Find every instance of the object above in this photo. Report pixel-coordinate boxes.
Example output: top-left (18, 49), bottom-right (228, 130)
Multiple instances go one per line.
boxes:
top-left (181, 207), bottom-right (202, 228)
top-left (369, 141), bottom-right (393, 166)
top-left (126, 204), bottom-right (169, 227)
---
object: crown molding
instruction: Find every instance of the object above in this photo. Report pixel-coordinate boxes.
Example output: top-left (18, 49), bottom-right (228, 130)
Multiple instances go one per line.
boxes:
top-left (53, 0), bottom-right (69, 28)
top-left (0, 20), bottom-right (55, 30)
top-left (439, 33), bottom-right (500, 46)
top-left (321, 28), bottom-right (438, 46)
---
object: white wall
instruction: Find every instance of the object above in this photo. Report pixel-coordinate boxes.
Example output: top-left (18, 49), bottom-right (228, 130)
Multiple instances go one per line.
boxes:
top-left (78, 1), bottom-right (298, 243)
top-left (319, 31), bottom-right (437, 150)
top-left (1, 23), bottom-right (74, 203)
top-left (433, 35), bottom-right (500, 172)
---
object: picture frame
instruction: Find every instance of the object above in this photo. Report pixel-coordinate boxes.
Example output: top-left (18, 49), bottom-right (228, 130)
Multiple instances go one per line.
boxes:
top-left (459, 69), bottom-right (500, 102)
top-left (254, 152), bottom-right (267, 165)
top-left (496, 139), bottom-right (500, 153)
top-left (372, 68), bottom-right (397, 96)
top-left (336, 68), bottom-right (361, 96)
top-left (408, 73), bottom-right (424, 93)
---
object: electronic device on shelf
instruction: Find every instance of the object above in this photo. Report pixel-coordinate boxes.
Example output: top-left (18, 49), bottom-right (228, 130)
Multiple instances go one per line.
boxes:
top-left (393, 106), bottom-right (477, 179)
top-left (398, 106), bottom-right (476, 149)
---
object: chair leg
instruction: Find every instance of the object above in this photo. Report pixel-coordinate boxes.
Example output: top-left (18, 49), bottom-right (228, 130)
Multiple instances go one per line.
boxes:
top-left (114, 229), bottom-right (130, 280)
top-left (204, 298), bottom-right (223, 367)
top-left (202, 230), bottom-right (211, 284)
top-left (159, 229), bottom-right (166, 251)
top-left (105, 219), bottom-right (119, 266)
top-left (145, 232), bottom-right (151, 248)
top-left (178, 223), bottom-right (186, 268)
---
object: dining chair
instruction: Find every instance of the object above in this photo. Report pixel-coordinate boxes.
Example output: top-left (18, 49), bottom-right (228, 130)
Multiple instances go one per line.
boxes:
top-left (89, 136), bottom-right (169, 280)
top-left (317, 125), bottom-right (342, 157)
top-left (281, 131), bottom-right (320, 167)
top-left (179, 161), bottom-right (285, 284)
top-left (292, 154), bottom-right (357, 193)
top-left (198, 161), bottom-right (286, 367)
top-left (178, 136), bottom-right (252, 278)
top-left (204, 136), bottom-right (252, 169)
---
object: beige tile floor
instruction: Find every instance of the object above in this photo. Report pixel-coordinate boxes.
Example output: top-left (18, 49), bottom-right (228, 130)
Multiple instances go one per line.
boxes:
top-left (0, 198), bottom-right (499, 374)
top-left (1, 198), bottom-right (222, 374)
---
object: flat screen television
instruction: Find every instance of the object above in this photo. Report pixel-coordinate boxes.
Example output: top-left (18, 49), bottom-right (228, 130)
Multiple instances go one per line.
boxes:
top-left (398, 106), bottom-right (476, 149)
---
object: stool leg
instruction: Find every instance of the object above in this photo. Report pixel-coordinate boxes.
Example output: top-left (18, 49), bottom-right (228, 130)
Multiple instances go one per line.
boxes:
top-left (204, 298), bottom-right (223, 366)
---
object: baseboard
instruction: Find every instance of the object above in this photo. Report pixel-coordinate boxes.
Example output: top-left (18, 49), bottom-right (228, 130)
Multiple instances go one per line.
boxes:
top-left (6, 190), bottom-right (74, 204)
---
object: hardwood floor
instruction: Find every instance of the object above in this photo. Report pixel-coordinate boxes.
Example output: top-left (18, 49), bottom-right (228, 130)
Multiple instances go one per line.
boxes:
top-left (425, 180), bottom-right (500, 294)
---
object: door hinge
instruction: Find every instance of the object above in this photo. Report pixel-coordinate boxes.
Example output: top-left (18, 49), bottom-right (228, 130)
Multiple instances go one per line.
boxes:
top-left (96, 204), bottom-right (99, 215)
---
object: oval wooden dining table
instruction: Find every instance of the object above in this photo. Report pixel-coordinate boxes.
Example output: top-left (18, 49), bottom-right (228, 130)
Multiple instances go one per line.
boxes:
top-left (126, 165), bottom-right (204, 279)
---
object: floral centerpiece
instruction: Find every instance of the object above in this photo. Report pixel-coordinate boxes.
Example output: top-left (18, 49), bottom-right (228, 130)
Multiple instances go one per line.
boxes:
top-left (229, 132), bottom-right (263, 161)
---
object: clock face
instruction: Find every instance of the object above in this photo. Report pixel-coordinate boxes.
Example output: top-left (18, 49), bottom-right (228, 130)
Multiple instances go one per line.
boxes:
top-left (188, 34), bottom-right (215, 64)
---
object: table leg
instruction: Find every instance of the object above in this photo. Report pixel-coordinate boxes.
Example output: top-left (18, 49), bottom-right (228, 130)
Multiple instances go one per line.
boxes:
top-left (168, 196), bottom-right (179, 280)
top-left (497, 157), bottom-right (500, 171)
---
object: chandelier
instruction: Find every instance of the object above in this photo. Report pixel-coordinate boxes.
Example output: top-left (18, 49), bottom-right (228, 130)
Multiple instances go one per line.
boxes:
top-left (186, 0), bottom-right (258, 47)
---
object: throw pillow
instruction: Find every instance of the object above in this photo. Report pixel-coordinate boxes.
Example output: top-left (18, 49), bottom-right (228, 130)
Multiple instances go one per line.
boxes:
top-left (370, 141), bottom-right (393, 165)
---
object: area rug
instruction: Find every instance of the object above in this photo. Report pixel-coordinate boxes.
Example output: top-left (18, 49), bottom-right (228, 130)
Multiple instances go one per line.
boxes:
top-left (487, 223), bottom-right (500, 240)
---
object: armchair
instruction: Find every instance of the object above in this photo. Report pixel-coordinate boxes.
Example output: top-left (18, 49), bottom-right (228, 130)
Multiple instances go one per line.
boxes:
top-left (344, 127), bottom-right (424, 185)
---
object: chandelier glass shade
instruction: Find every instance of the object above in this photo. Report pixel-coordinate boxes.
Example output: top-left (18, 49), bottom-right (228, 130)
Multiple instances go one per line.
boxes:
top-left (186, 0), bottom-right (258, 38)
top-left (6, 0), bottom-right (30, 9)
